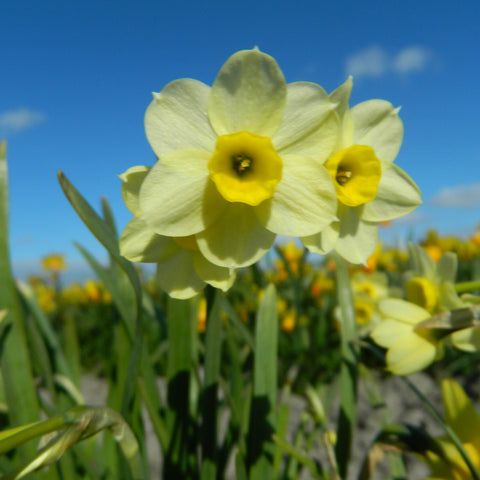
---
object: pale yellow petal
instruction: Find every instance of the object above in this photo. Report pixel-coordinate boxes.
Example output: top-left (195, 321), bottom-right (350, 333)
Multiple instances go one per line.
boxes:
top-left (119, 166), bottom-right (151, 216)
top-left (145, 79), bottom-right (216, 157)
top-left (156, 249), bottom-right (205, 299)
top-left (451, 327), bottom-right (480, 352)
top-left (442, 378), bottom-right (480, 445)
top-left (139, 150), bottom-right (226, 236)
top-left (378, 298), bottom-right (431, 324)
top-left (208, 49), bottom-right (286, 136)
top-left (273, 82), bottom-right (339, 161)
top-left (196, 203), bottom-right (275, 268)
top-left (193, 252), bottom-right (236, 291)
top-left (301, 222), bottom-right (339, 255)
top-left (351, 100), bottom-right (404, 163)
top-left (119, 217), bottom-right (179, 262)
top-left (362, 162), bottom-right (422, 222)
top-left (370, 318), bottom-right (413, 348)
top-left (334, 210), bottom-right (379, 264)
top-left (329, 76), bottom-right (353, 120)
top-left (386, 331), bottom-right (438, 375)
top-left (255, 154), bottom-right (337, 236)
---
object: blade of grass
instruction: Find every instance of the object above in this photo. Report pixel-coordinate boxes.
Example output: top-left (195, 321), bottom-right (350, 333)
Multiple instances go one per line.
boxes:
top-left (247, 284), bottom-right (278, 480)
top-left (0, 141), bottom-right (41, 462)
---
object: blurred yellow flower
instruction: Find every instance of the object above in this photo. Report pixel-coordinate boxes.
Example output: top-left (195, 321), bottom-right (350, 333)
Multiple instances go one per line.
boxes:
top-left (370, 299), bottom-right (447, 375)
top-left (197, 298), bottom-right (207, 333)
top-left (281, 311), bottom-right (296, 333)
top-left (41, 254), bottom-right (66, 272)
top-left (422, 379), bottom-right (480, 480)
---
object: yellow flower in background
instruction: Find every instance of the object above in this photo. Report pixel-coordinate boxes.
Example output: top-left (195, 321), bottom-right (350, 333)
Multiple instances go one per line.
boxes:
top-left (370, 299), bottom-right (447, 375)
top-left (405, 244), bottom-right (464, 313)
top-left (281, 310), bottom-right (296, 333)
top-left (119, 166), bottom-right (236, 299)
top-left (42, 254), bottom-right (66, 272)
top-left (35, 284), bottom-right (57, 314)
top-left (126, 49), bottom-right (339, 269)
top-left (422, 379), bottom-right (480, 480)
top-left (197, 298), bottom-right (207, 333)
top-left (302, 77), bottom-right (422, 264)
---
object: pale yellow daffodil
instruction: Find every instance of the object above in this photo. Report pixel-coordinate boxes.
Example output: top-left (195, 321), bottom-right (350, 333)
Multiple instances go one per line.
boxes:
top-left (119, 166), bottom-right (235, 299)
top-left (423, 378), bottom-right (480, 480)
top-left (302, 77), bottom-right (422, 264)
top-left (130, 49), bottom-right (339, 269)
top-left (370, 298), bottom-right (447, 375)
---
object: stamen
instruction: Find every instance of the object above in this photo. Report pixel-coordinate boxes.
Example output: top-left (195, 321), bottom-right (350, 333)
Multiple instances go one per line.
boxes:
top-left (232, 154), bottom-right (253, 175)
top-left (336, 170), bottom-right (352, 185)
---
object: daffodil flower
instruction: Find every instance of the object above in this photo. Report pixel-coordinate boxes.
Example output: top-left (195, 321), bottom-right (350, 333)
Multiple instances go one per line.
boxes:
top-left (119, 166), bottom-right (235, 299)
top-left (422, 378), bottom-right (480, 479)
top-left (133, 49), bottom-right (338, 269)
top-left (302, 77), bottom-right (422, 264)
top-left (405, 243), bottom-right (465, 313)
top-left (370, 298), bottom-right (446, 375)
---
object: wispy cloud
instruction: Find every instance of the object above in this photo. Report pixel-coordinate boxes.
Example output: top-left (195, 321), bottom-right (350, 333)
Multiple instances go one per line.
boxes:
top-left (0, 108), bottom-right (46, 135)
top-left (429, 183), bottom-right (480, 208)
top-left (345, 45), bottom-right (433, 78)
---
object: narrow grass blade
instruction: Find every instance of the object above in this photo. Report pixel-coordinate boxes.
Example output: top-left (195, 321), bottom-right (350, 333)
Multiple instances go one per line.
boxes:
top-left (164, 296), bottom-right (197, 477)
top-left (247, 284), bottom-right (278, 480)
top-left (333, 253), bottom-right (358, 479)
top-left (0, 141), bottom-right (41, 461)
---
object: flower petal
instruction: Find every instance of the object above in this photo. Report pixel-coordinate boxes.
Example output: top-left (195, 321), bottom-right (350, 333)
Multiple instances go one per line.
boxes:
top-left (370, 318), bottom-right (412, 348)
top-left (301, 222), bottom-right (339, 255)
top-left (208, 49), bottom-right (287, 137)
top-left (273, 82), bottom-right (339, 161)
top-left (334, 208), bottom-right (379, 264)
top-left (255, 154), bottom-right (337, 236)
top-left (196, 203), bottom-right (276, 268)
top-left (378, 298), bottom-right (431, 324)
top-left (119, 166), bottom-right (151, 216)
top-left (145, 79), bottom-right (216, 157)
top-left (436, 252), bottom-right (458, 283)
top-left (351, 100), bottom-right (404, 163)
top-left (156, 249), bottom-right (205, 299)
top-left (139, 149), bottom-right (226, 236)
top-left (451, 326), bottom-right (480, 352)
top-left (441, 378), bottom-right (480, 444)
top-left (362, 162), bottom-right (422, 222)
top-left (193, 252), bottom-right (236, 291)
top-left (330, 76), bottom-right (353, 120)
top-left (386, 331), bottom-right (438, 375)
top-left (119, 217), bottom-right (179, 262)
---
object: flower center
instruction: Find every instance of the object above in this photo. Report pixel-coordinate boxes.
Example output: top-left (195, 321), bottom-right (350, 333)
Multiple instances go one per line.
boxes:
top-left (208, 131), bottom-right (283, 206)
top-left (325, 145), bottom-right (381, 207)
top-left (405, 277), bottom-right (438, 312)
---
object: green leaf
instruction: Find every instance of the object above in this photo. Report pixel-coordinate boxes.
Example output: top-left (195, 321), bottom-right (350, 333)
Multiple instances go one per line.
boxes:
top-left (247, 284), bottom-right (278, 480)
top-left (0, 141), bottom-right (41, 461)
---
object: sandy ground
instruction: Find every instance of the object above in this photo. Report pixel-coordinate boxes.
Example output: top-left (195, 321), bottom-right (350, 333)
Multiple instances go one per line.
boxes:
top-left (81, 372), bottom-right (460, 479)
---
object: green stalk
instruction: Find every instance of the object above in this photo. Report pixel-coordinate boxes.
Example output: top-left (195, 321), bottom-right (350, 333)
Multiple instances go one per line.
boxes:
top-left (333, 253), bottom-right (358, 479)
top-left (0, 141), bottom-right (41, 461)
top-left (247, 284), bottom-right (278, 480)
top-left (455, 279), bottom-right (480, 294)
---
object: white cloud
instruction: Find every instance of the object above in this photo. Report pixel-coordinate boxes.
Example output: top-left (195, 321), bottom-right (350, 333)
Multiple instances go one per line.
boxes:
top-left (0, 108), bottom-right (46, 134)
top-left (393, 46), bottom-right (432, 74)
top-left (345, 45), bottom-right (433, 78)
top-left (429, 183), bottom-right (480, 208)
top-left (345, 46), bottom-right (389, 78)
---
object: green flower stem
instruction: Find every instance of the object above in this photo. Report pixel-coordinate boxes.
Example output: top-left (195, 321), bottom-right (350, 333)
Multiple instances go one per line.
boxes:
top-left (333, 253), bottom-right (358, 479)
top-left (402, 377), bottom-right (480, 480)
top-left (455, 279), bottom-right (480, 294)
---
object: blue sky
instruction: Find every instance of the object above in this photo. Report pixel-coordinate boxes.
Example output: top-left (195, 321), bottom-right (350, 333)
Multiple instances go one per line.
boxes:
top-left (2, 0), bottom-right (480, 277)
